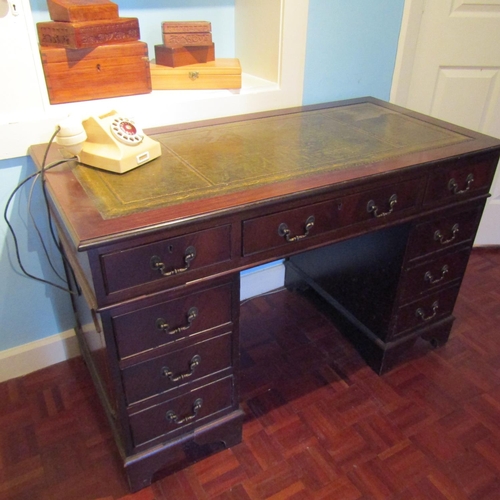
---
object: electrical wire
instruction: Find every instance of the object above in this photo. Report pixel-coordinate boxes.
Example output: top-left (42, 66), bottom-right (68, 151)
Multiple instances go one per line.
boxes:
top-left (41, 126), bottom-right (67, 253)
top-left (3, 132), bottom-right (78, 294)
top-left (39, 127), bottom-right (82, 295)
top-left (27, 171), bottom-right (66, 283)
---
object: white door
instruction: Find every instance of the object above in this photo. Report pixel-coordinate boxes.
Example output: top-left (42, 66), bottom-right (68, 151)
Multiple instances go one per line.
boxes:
top-left (392, 0), bottom-right (500, 245)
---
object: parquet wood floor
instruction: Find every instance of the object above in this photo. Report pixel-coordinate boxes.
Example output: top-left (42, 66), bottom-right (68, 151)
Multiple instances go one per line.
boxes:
top-left (1, 249), bottom-right (500, 500)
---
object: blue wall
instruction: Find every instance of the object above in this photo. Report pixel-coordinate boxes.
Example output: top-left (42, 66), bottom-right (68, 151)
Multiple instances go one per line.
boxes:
top-left (0, 1), bottom-right (405, 352)
top-left (0, 157), bottom-right (75, 350)
top-left (303, 0), bottom-right (405, 104)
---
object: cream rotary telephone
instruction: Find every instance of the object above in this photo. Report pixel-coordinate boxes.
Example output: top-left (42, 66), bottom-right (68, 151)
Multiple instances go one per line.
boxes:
top-left (56, 111), bottom-right (162, 174)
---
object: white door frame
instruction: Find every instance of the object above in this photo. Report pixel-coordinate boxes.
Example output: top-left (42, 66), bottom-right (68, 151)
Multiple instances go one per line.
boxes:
top-left (390, 0), bottom-right (426, 106)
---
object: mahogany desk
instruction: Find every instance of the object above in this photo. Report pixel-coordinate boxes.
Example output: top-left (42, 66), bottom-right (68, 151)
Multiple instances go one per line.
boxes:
top-left (30, 98), bottom-right (500, 491)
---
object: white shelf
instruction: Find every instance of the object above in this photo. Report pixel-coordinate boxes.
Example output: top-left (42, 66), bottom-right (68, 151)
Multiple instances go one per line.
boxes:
top-left (0, 0), bottom-right (309, 159)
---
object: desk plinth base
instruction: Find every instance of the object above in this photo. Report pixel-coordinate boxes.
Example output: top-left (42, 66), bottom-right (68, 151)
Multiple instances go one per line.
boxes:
top-left (313, 300), bottom-right (454, 375)
top-left (285, 260), bottom-right (453, 375)
top-left (125, 409), bottom-right (244, 492)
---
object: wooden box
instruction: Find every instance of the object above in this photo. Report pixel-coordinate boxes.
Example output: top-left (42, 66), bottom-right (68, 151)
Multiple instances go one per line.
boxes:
top-left (162, 32), bottom-right (212, 47)
top-left (161, 20), bottom-right (212, 47)
top-left (40, 41), bottom-right (151, 104)
top-left (47, 0), bottom-right (119, 22)
top-left (150, 58), bottom-right (241, 90)
top-left (162, 21), bottom-right (211, 33)
top-left (37, 18), bottom-right (139, 49)
top-left (154, 43), bottom-right (215, 67)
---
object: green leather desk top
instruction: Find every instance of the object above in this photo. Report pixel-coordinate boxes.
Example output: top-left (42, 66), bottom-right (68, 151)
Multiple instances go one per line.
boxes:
top-left (73, 102), bottom-right (471, 219)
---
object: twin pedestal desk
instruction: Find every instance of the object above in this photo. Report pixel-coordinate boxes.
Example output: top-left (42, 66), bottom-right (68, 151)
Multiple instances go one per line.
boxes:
top-left (31, 98), bottom-right (500, 491)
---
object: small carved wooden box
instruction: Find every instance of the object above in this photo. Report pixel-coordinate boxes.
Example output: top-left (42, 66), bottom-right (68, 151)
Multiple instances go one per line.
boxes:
top-left (37, 17), bottom-right (139, 49)
top-left (47, 0), bottom-right (119, 23)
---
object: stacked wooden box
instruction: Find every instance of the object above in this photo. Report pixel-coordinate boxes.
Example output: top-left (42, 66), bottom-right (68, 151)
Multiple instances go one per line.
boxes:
top-left (154, 21), bottom-right (215, 68)
top-left (151, 20), bottom-right (241, 90)
top-left (38, 0), bottom-right (152, 104)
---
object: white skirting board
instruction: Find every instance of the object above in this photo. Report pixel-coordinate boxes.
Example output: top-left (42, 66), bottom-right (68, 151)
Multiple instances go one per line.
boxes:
top-left (240, 260), bottom-right (285, 301)
top-left (0, 329), bottom-right (80, 383)
top-left (0, 262), bottom-right (286, 382)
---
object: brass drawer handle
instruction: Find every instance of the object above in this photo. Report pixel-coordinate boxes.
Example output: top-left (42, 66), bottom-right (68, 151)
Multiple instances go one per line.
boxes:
top-left (150, 246), bottom-right (196, 276)
top-left (189, 71), bottom-right (199, 80)
top-left (156, 306), bottom-right (199, 335)
top-left (166, 397), bottom-right (203, 425)
top-left (434, 223), bottom-right (459, 245)
top-left (162, 354), bottom-right (201, 382)
top-left (278, 215), bottom-right (315, 242)
top-left (424, 265), bottom-right (449, 285)
top-left (416, 301), bottom-right (439, 322)
top-left (367, 193), bottom-right (398, 218)
top-left (448, 173), bottom-right (474, 195)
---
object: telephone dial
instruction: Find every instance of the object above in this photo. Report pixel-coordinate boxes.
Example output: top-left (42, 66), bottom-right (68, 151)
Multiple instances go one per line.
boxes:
top-left (55, 110), bottom-right (162, 174)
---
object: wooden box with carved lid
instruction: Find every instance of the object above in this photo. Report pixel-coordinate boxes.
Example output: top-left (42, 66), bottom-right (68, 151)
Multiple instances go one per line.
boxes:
top-left (47, 0), bottom-right (119, 22)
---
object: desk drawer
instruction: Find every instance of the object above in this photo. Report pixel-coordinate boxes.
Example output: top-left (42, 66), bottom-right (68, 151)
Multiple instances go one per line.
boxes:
top-left (424, 152), bottom-right (497, 207)
top-left (399, 248), bottom-right (470, 302)
top-left (112, 283), bottom-right (233, 359)
top-left (122, 332), bottom-right (233, 405)
top-left (242, 177), bottom-right (425, 255)
top-left (101, 225), bottom-right (231, 294)
top-left (406, 207), bottom-right (482, 262)
top-left (129, 375), bottom-right (235, 447)
top-left (392, 285), bottom-right (460, 339)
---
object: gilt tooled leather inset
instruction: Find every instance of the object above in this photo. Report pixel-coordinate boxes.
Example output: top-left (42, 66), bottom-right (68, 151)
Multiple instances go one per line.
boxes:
top-left (73, 103), bottom-right (471, 219)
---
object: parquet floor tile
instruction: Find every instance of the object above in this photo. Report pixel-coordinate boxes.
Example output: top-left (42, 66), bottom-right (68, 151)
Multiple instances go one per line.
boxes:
top-left (1, 249), bottom-right (500, 499)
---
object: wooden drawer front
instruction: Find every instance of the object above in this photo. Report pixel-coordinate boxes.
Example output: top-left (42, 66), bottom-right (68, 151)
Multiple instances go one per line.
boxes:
top-left (392, 285), bottom-right (460, 339)
top-left (406, 207), bottom-right (482, 261)
top-left (112, 284), bottom-right (232, 359)
top-left (122, 332), bottom-right (233, 405)
top-left (399, 248), bottom-right (470, 302)
top-left (101, 225), bottom-right (231, 294)
top-left (424, 152), bottom-right (498, 207)
top-left (129, 376), bottom-right (234, 446)
top-left (242, 177), bottom-right (425, 256)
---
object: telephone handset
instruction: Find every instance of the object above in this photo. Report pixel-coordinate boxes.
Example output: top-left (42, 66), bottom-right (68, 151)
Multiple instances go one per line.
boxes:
top-left (56, 110), bottom-right (162, 174)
